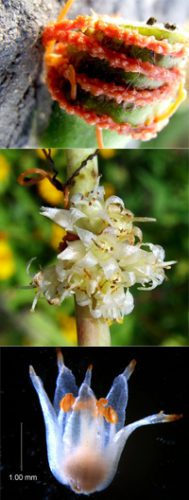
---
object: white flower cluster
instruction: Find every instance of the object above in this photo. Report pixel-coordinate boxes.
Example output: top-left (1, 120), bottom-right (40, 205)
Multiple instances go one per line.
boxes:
top-left (32, 179), bottom-right (175, 320)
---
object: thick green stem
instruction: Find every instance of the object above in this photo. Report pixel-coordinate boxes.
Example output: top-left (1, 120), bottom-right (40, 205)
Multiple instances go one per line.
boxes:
top-left (65, 149), bottom-right (98, 196)
top-left (64, 149), bottom-right (111, 347)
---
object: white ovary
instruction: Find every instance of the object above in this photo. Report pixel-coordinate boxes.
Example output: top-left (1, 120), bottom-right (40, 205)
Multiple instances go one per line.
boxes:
top-left (30, 354), bottom-right (179, 495)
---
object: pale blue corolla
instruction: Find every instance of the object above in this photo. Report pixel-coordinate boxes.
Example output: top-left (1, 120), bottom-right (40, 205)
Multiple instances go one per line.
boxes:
top-left (30, 353), bottom-right (180, 495)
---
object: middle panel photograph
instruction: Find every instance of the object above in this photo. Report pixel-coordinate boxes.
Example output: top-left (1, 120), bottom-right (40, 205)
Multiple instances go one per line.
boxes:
top-left (0, 148), bottom-right (187, 347)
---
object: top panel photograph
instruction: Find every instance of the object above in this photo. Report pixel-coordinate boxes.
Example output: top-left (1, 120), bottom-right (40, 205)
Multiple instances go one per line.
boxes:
top-left (0, 0), bottom-right (189, 149)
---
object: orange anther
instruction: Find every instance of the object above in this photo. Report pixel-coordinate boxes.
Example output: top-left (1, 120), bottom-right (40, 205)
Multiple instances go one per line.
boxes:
top-left (104, 406), bottom-right (118, 424)
top-left (96, 398), bottom-right (118, 423)
top-left (60, 393), bottom-right (75, 412)
top-left (97, 398), bottom-right (108, 407)
top-left (96, 399), bottom-right (107, 418)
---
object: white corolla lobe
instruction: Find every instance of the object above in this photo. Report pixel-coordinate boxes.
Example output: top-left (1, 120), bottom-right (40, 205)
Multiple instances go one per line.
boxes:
top-left (30, 352), bottom-right (181, 495)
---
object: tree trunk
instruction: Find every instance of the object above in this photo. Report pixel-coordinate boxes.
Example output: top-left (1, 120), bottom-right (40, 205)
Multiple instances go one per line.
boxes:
top-left (0, 0), bottom-right (188, 147)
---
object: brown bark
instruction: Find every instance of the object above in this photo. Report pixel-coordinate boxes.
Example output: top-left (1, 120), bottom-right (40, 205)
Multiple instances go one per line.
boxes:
top-left (0, 0), bottom-right (61, 147)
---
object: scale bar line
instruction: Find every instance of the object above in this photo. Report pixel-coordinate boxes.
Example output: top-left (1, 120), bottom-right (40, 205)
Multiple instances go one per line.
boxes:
top-left (20, 422), bottom-right (23, 472)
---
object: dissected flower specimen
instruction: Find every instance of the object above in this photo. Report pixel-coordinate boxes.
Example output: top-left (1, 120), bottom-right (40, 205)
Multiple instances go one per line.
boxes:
top-left (43, 0), bottom-right (188, 144)
top-left (31, 178), bottom-right (175, 320)
top-left (30, 352), bottom-right (181, 495)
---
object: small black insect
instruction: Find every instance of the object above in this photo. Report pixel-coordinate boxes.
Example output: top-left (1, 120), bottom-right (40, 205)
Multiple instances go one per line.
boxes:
top-left (146, 17), bottom-right (157, 25)
top-left (164, 22), bottom-right (177, 30)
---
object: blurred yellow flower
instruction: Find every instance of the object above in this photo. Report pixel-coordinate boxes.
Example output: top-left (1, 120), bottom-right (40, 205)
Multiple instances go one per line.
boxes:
top-left (0, 155), bottom-right (10, 182)
top-left (161, 336), bottom-right (185, 347)
top-left (175, 260), bottom-right (189, 280)
top-left (100, 149), bottom-right (116, 159)
top-left (51, 224), bottom-right (67, 250)
top-left (104, 182), bottom-right (115, 199)
top-left (58, 313), bottom-right (77, 344)
top-left (38, 177), bottom-right (63, 205)
top-left (0, 237), bottom-right (15, 280)
top-left (36, 149), bottom-right (57, 159)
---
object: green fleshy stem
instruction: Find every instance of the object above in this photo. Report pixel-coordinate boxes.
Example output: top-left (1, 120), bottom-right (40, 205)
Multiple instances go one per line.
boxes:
top-left (65, 149), bottom-right (111, 347)
top-left (65, 149), bottom-right (98, 196)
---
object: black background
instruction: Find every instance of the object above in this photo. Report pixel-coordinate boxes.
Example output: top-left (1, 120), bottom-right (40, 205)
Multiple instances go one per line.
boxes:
top-left (1, 347), bottom-right (189, 499)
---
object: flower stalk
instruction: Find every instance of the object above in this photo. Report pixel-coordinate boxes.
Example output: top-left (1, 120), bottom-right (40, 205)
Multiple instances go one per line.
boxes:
top-left (65, 149), bottom-right (111, 346)
top-left (65, 149), bottom-right (98, 196)
top-left (75, 304), bottom-right (111, 347)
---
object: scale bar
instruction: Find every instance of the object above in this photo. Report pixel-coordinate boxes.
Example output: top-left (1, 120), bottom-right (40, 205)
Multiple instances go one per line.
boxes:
top-left (20, 422), bottom-right (23, 472)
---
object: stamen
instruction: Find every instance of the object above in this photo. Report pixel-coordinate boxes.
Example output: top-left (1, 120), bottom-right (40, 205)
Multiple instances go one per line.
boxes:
top-left (99, 398), bottom-right (108, 405)
top-left (60, 393), bottom-right (75, 411)
top-left (96, 399), bottom-right (118, 424)
top-left (104, 406), bottom-right (118, 424)
top-left (96, 398), bottom-right (108, 409)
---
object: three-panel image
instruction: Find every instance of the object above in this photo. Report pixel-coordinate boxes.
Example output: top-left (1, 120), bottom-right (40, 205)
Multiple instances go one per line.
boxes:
top-left (0, 1), bottom-right (188, 499)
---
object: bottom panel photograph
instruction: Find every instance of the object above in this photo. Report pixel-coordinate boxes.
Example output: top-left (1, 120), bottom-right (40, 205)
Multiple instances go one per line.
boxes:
top-left (1, 347), bottom-right (188, 500)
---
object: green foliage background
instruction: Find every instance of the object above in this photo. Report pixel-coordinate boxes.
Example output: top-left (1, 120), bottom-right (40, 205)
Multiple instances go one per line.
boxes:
top-left (0, 148), bottom-right (188, 346)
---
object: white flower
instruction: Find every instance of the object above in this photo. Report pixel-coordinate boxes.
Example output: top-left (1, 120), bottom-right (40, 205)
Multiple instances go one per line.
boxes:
top-left (31, 179), bottom-right (175, 320)
top-left (30, 353), bottom-right (180, 495)
top-left (40, 177), bottom-right (154, 241)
